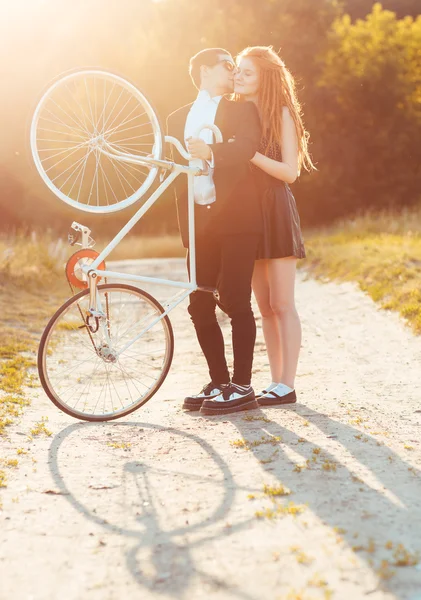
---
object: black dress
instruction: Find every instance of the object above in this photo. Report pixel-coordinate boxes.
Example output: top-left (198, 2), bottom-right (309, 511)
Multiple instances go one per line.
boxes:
top-left (255, 139), bottom-right (306, 260)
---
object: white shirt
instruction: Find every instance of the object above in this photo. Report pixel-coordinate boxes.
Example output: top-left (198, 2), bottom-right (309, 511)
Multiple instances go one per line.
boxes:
top-left (184, 90), bottom-right (222, 206)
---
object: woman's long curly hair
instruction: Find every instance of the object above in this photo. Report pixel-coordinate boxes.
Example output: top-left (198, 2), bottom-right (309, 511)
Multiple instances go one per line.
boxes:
top-left (236, 45), bottom-right (316, 174)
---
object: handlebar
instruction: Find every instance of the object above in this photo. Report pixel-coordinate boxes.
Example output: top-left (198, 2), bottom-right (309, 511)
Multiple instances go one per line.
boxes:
top-left (98, 124), bottom-right (223, 174)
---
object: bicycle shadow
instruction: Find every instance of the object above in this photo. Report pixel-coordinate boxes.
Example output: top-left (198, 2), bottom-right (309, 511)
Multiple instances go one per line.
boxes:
top-left (222, 403), bottom-right (421, 597)
top-left (48, 422), bottom-right (259, 599)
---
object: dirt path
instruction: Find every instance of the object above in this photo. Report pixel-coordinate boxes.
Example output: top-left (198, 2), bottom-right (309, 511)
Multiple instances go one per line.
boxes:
top-left (1, 259), bottom-right (421, 600)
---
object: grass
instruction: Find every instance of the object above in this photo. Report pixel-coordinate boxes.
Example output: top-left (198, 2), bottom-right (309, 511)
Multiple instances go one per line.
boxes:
top-left (0, 356), bottom-right (36, 394)
top-left (290, 546), bottom-right (314, 565)
top-left (392, 543), bottom-right (420, 566)
top-left (302, 206), bottom-right (421, 333)
top-left (242, 414), bottom-right (271, 423)
top-left (307, 573), bottom-right (328, 588)
top-left (255, 501), bottom-right (306, 520)
top-left (0, 470), bottom-right (7, 488)
top-left (230, 434), bottom-right (282, 450)
top-left (0, 229), bottom-right (184, 456)
top-left (107, 441), bottom-right (132, 449)
top-left (250, 483), bottom-right (305, 521)
top-left (263, 483), bottom-right (291, 498)
top-left (0, 233), bottom-right (69, 450)
top-left (321, 459), bottom-right (338, 472)
top-left (30, 417), bottom-right (52, 438)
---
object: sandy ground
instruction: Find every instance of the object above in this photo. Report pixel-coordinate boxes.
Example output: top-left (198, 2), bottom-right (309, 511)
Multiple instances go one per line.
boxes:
top-left (1, 258), bottom-right (421, 600)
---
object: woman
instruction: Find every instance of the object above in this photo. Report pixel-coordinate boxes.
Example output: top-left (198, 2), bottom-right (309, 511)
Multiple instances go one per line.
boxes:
top-left (234, 46), bottom-right (316, 406)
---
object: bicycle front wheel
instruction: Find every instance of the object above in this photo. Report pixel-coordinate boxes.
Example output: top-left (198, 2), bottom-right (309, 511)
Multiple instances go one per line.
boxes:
top-left (38, 284), bottom-right (174, 421)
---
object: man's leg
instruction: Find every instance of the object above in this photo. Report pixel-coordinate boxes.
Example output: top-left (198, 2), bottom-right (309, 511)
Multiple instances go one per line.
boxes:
top-left (186, 237), bottom-right (230, 385)
top-left (200, 234), bottom-right (261, 415)
top-left (217, 234), bottom-right (260, 386)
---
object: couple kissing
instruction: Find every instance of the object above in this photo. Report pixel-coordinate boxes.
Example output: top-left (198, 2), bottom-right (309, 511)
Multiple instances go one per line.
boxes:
top-left (166, 46), bottom-right (315, 416)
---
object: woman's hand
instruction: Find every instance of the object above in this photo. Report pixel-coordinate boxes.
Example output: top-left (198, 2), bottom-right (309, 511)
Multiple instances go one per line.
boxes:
top-left (249, 152), bottom-right (258, 165)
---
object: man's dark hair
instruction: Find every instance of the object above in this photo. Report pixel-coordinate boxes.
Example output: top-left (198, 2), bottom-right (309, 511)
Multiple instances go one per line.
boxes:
top-left (189, 48), bottom-right (231, 89)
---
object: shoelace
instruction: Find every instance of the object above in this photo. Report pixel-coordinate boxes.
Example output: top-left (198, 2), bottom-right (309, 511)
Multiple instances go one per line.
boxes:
top-left (202, 382), bottom-right (229, 396)
top-left (201, 383), bottom-right (215, 395)
top-left (222, 384), bottom-right (250, 401)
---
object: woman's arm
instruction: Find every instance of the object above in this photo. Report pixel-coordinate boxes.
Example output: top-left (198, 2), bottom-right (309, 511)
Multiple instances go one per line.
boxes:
top-left (250, 106), bottom-right (299, 184)
top-left (209, 101), bottom-right (261, 167)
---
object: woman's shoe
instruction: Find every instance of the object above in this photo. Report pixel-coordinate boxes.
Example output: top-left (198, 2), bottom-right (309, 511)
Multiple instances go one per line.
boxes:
top-left (255, 381), bottom-right (278, 400)
top-left (257, 382), bottom-right (297, 406)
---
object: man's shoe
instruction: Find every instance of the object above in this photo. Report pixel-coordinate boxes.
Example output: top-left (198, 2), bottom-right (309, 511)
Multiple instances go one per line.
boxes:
top-left (257, 382), bottom-right (297, 406)
top-left (200, 383), bottom-right (258, 415)
top-left (183, 382), bottom-right (229, 411)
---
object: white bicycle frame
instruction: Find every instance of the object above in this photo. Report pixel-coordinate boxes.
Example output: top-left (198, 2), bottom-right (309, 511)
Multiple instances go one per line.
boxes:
top-left (79, 125), bottom-right (222, 340)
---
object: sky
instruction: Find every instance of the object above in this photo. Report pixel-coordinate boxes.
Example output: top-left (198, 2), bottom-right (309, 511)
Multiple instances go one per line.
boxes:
top-left (0, 0), bottom-right (142, 202)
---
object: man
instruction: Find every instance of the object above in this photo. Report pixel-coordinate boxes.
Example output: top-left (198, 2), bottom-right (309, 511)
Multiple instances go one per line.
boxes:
top-left (166, 48), bottom-right (262, 415)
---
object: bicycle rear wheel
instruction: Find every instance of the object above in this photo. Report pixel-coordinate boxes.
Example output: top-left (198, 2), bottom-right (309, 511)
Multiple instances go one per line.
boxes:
top-left (31, 69), bottom-right (163, 213)
top-left (38, 284), bottom-right (174, 421)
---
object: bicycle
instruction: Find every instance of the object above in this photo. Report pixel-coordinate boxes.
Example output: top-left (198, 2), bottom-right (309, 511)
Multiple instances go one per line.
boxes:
top-left (31, 68), bottom-right (223, 422)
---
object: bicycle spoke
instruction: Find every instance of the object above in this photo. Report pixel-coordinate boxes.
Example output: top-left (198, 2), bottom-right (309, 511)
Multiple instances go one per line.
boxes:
top-left (62, 82), bottom-right (94, 134)
top-left (38, 140), bottom-right (89, 162)
top-left (37, 126), bottom-right (87, 141)
top-left (86, 149), bottom-right (101, 206)
top-left (110, 306), bottom-right (159, 346)
top-left (47, 146), bottom-right (87, 176)
top-left (67, 151), bottom-right (92, 197)
top-left (98, 158), bottom-right (119, 204)
top-left (103, 93), bottom-right (133, 135)
top-left (47, 96), bottom-right (91, 138)
top-left (39, 286), bottom-right (172, 420)
top-left (102, 86), bottom-right (126, 132)
top-left (109, 156), bottom-right (137, 196)
top-left (71, 358), bottom-right (104, 410)
top-left (104, 110), bottom-right (149, 138)
top-left (58, 148), bottom-right (92, 193)
top-left (109, 153), bottom-right (147, 184)
top-left (108, 134), bottom-right (151, 146)
top-left (83, 77), bottom-right (97, 130)
top-left (40, 107), bottom-right (89, 137)
top-left (96, 78), bottom-right (116, 132)
top-left (32, 70), bottom-right (162, 212)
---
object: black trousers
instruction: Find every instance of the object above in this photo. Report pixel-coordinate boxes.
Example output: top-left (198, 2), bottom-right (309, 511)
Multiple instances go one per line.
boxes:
top-left (187, 233), bottom-right (260, 386)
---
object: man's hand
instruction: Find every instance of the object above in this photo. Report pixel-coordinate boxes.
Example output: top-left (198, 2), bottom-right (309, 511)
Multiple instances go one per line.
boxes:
top-left (187, 137), bottom-right (212, 161)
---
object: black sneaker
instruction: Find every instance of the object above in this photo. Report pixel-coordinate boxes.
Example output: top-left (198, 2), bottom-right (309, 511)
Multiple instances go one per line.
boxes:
top-left (200, 383), bottom-right (258, 416)
top-left (182, 382), bottom-right (229, 411)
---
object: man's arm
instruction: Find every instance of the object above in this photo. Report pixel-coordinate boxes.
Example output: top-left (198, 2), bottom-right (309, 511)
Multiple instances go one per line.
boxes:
top-left (165, 113), bottom-right (174, 162)
top-left (165, 110), bottom-right (188, 200)
top-left (209, 101), bottom-right (261, 168)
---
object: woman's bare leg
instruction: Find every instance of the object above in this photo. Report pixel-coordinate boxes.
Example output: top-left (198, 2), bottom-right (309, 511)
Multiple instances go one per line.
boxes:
top-left (268, 257), bottom-right (302, 389)
top-left (252, 259), bottom-right (283, 383)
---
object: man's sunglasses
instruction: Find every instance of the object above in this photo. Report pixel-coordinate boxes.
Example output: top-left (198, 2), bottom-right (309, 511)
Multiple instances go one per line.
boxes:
top-left (214, 59), bottom-right (236, 72)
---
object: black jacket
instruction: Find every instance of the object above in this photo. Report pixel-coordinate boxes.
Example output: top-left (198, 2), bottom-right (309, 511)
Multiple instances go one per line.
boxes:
top-left (166, 97), bottom-right (262, 248)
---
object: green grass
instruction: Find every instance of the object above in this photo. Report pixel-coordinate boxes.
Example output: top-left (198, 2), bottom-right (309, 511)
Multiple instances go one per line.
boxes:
top-left (0, 234), bottom-right (69, 444)
top-left (302, 207), bottom-right (421, 333)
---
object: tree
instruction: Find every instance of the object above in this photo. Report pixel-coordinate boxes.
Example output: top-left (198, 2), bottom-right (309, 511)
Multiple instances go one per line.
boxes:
top-left (342, 0), bottom-right (420, 19)
top-left (299, 3), bottom-right (421, 223)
